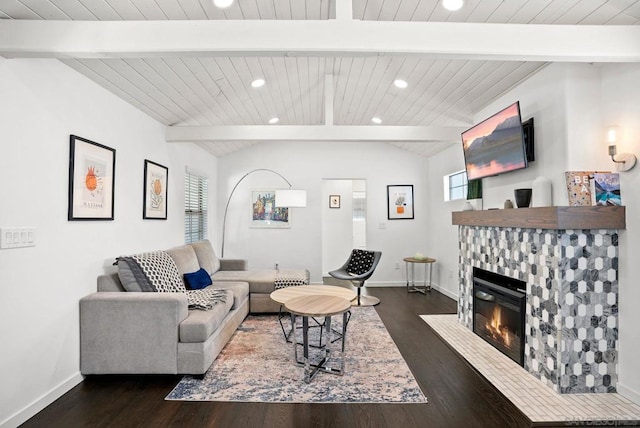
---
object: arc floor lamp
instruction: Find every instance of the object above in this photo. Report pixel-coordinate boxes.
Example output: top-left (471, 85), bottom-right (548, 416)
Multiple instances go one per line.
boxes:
top-left (221, 168), bottom-right (307, 257)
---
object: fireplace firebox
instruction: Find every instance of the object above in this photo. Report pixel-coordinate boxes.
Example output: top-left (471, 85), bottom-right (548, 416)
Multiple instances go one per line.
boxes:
top-left (472, 268), bottom-right (526, 367)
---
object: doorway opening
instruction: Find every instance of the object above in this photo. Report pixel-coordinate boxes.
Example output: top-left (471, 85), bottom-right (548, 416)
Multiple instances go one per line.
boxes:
top-left (321, 179), bottom-right (367, 277)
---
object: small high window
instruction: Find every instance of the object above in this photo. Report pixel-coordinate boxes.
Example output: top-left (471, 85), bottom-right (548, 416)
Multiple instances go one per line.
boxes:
top-left (444, 170), bottom-right (468, 201)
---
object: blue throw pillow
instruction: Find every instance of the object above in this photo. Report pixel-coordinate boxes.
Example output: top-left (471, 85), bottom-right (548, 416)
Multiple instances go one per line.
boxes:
top-left (183, 268), bottom-right (212, 290)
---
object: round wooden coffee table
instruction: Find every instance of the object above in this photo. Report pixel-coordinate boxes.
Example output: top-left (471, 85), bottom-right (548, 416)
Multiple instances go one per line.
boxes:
top-left (270, 285), bottom-right (356, 346)
top-left (285, 294), bottom-right (351, 383)
top-left (270, 285), bottom-right (356, 305)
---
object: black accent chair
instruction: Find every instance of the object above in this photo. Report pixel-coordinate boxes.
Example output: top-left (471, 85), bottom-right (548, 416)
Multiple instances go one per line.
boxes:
top-left (329, 249), bottom-right (382, 306)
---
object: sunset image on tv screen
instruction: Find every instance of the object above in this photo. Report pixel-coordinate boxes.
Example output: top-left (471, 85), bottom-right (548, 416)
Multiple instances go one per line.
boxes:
top-left (462, 102), bottom-right (526, 180)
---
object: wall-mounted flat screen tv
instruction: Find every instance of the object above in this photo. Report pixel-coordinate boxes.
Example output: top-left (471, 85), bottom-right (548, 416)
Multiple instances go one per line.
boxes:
top-left (462, 101), bottom-right (527, 181)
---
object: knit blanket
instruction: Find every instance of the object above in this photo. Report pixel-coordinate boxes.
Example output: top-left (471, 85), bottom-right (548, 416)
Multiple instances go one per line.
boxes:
top-left (116, 251), bottom-right (226, 310)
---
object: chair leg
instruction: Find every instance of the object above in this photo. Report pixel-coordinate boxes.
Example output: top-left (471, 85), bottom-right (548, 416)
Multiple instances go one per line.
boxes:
top-left (351, 282), bottom-right (380, 307)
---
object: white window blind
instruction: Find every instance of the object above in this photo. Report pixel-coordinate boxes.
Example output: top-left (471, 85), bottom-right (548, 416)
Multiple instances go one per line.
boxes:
top-left (352, 191), bottom-right (366, 221)
top-left (185, 172), bottom-right (208, 244)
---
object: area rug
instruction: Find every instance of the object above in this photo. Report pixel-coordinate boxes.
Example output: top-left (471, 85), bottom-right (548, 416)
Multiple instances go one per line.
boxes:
top-left (166, 306), bottom-right (427, 403)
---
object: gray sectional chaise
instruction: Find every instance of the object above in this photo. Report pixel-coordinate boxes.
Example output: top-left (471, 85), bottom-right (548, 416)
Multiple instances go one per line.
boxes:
top-left (79, 239), bottom-right (308, 375)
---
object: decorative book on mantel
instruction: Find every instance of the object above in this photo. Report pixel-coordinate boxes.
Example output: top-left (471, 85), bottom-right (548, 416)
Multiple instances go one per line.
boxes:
top-left (564, 171), bottom-right (610, 206)
top-left (591, 173), bottom-right (622, 206)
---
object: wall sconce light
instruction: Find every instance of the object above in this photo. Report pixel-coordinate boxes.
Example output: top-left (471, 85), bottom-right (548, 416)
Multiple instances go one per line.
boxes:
top-left (607, 126), bottom-right (636, 172)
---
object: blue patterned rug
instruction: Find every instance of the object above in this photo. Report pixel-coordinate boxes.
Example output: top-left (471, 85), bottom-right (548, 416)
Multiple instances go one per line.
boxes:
top-left (166, 306), bottom-right (427, 403)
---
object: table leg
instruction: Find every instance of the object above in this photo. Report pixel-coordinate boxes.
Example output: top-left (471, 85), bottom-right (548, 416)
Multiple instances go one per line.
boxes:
top-left (324, 316), bottom-right (331, 372)
top-left (407, 261), bottom-right (427, 295)
top-left (405, 261), bottom-right (410, 292)
top-left (303, 316), bottom-right (311, 383)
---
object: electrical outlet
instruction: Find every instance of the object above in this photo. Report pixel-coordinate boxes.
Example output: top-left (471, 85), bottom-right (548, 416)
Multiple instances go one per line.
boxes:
top-left (394, 262), bottom-right (401, 270)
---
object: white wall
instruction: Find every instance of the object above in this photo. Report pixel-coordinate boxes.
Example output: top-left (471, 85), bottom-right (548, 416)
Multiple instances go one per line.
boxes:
top-left (321, 179), bottom-right (356, 274)
top-left (425, 62), bottom-right (640, 404)
top-left (0, 59), bottom-right (218, 428)
top-left (217, 141), bottom-right (430, 284)
top-left (600, 63), bottom-right (640, 404)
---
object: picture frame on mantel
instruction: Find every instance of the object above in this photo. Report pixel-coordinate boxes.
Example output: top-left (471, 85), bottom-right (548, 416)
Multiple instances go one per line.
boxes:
top-left (68, 135), bottom-right (116, 221)
top-left (387, 185), bottom-right (414, 220)
top-left (143, 159), bottom-right (168, 220)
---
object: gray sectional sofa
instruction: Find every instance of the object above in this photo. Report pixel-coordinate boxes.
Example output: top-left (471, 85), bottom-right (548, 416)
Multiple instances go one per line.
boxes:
top-left (79, 239), bottom-right (308, 375)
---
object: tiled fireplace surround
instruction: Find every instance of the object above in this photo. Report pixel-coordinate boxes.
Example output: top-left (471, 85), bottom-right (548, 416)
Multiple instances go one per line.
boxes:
top-left (457, 225), bottom-right (619, 394)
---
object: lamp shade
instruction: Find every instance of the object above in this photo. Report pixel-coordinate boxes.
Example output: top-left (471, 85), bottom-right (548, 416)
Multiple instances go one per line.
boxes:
top-left (275, 189), bottom-right (307, 207)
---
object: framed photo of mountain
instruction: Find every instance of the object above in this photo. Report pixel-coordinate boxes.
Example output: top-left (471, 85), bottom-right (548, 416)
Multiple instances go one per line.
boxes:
top-left (591, 173), bottom-right (621, 206)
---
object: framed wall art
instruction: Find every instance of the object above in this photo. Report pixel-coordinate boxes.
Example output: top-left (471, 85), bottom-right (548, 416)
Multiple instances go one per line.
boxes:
top-left (387, 184), bottom-right (414, 220)
top-left (250, 190), bottom-right (290, 228)
top-left (329, 195), bottom-right (341, 208)
top-left (68, 135), bottom-right (116, 221)
top-left (143, 159), bottom-right (168, 220)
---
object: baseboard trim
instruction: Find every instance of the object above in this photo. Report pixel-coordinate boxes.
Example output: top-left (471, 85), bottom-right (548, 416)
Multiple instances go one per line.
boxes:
top-left (317, 279), bottom-right (461, 300)
top-left (617, 383), bottom-right (640, 406)
top-left (431, 283), bottom-right (458, 300)
top-left (1, 372), bottom-right (84, 428)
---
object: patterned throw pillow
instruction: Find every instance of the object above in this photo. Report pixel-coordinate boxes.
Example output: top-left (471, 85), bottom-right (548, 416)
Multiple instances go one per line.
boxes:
top-left (346, 249), bottom-right (375, 275)
top-left (116, 251), bottom-right (186, 293)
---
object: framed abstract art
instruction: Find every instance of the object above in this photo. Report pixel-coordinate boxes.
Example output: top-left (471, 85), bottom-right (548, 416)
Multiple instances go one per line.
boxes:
top-left (68, 135), bottom-right (116, 221)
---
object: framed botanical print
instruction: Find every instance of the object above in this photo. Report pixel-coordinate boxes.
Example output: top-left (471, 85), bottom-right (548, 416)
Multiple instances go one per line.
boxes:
top-left (329, 195), bottom-right (341, 208)
top-left (68, 135), bottom-right (116, 220)
top-left (387, 184), bottom-right (414, 220)
top-left (143, 159), bottom-right (168, 220)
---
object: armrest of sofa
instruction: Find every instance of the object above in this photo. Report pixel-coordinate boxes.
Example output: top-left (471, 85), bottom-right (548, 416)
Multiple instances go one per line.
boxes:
top-left (219, 258), bottom-right (247, 271)
top-left (80, 292), bottom-right (188, 374)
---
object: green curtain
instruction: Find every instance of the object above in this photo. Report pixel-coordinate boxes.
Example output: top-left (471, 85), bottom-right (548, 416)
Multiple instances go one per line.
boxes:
top-left (467, 178), bottom-right (483, 200)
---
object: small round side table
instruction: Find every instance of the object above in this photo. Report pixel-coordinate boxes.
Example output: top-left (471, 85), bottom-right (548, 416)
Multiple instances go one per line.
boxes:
top-left (285, 295), bottom-right (351, 383)
top-left (403, 257), bottom-right (436, 294)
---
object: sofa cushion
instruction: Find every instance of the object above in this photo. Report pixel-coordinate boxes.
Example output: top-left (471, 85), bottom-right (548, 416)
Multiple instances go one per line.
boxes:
top-left (166, 245), bottom-right (200, 276)
top-left (212, 270), bottom-right (277, 294)
top-left (190, 240), bottom-right (221, 275)
top-left (116, 251), bottom-right (185, 293)
top-left (179, 288), bottom-right (234, 343)
top-left (116, 261), bottom-right (143, 292)
top-left (184, 268), bottom-right (213, 290)
top-left (213, 281), bottom-right (249, 309)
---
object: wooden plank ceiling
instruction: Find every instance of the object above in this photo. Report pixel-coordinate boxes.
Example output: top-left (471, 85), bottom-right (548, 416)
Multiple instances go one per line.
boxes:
top-left (1, 0), bottom-right (639, 157)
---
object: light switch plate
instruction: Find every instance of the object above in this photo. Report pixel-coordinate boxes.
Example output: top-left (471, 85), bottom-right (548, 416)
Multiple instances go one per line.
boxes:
top-left (0, 227), bottom-right (36, 249)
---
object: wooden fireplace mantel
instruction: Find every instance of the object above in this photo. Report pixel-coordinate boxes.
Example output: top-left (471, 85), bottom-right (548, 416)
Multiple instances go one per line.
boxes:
top-left (451, 206), bottom-right (626, 230)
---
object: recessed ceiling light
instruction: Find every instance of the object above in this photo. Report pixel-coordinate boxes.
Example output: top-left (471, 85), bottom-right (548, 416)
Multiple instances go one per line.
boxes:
top-left (371, 117), bottom-right (382, 124)
top-left (251, 78), bottom-right (265, 88)
top-left (442, 0), bottom-right (464, 11)
top-left (213, 0), bottom-right (234, 8)
top-left (268, 117), bottom-right (280, 124)
top-left (393, 79), bottom-right (408, 89)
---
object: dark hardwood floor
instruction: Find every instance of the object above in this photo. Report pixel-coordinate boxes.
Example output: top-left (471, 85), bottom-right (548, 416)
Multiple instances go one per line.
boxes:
top-left (22, 287), bottom-right (533, 428)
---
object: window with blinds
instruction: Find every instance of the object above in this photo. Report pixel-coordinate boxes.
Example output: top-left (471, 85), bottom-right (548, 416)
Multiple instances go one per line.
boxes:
top-left (184, 172), bottom-right (208, 244)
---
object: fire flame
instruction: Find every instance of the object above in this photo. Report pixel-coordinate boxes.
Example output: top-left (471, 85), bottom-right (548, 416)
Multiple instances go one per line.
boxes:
top-left (487, 306), bottom-right (511, 347)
